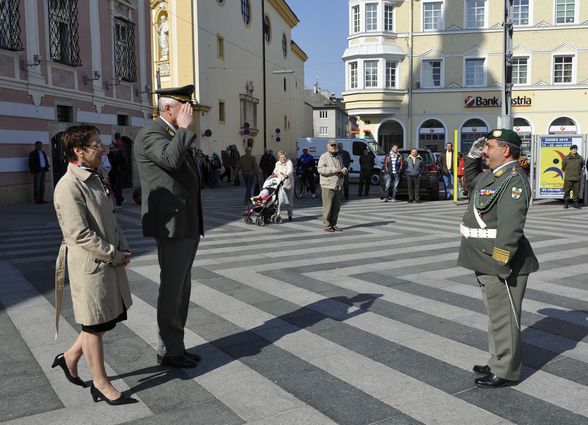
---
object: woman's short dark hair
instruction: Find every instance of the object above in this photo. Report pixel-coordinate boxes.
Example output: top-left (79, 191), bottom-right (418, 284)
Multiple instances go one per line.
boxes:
top-left (63, 125), bottom-right (100, 161)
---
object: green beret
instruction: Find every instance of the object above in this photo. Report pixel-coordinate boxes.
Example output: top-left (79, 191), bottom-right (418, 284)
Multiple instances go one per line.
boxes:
top-left (155, 84), bottom-right (197, 106)
top-left (486, 128), bottom-right (522, 147)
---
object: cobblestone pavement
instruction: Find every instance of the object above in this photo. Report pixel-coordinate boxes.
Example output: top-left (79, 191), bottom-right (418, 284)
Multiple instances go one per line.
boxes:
top-left (1, 186), bottom-right (587, 425)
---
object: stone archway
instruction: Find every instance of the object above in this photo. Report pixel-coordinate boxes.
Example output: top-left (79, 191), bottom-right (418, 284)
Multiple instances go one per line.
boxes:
top-left (378, 120), bottom-right (404, 152)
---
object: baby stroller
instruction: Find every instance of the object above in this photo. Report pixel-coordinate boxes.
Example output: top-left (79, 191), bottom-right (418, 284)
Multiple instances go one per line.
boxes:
top-left (243, 175), bottom-right (286, 226)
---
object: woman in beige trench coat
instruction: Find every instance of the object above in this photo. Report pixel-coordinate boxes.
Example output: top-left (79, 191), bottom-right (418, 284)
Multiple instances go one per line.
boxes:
top-left (52, 125), bottom-right (136, 405)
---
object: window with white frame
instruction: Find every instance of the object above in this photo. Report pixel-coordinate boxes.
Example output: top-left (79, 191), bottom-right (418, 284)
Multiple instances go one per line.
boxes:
top-left (386, 61), bottom-right (397, 88)
top-left (319, 126), bottom-right (328, 136)
top-left (422, 59), bottom-right (442, 88)
top-left (384, 4), bottom-right (394, 31)
top-left (352, 5), bottom-right (360, 33)
top-left (465, 0), bottom-right (485, 28)
top-left (349, 62), bottom-right (358, 89)
top-left (366, 3), bottom-right (378, 31)
top-left (364, 60), bottom-right (378, 88)
top-left (512, 57), bottom-right (528, 85)
top-left (553, 55), bottom-right (573, 83)
top-left (423, 2), bottom-right (443, 31)
top-left (512, 0), bottom-right (529, 25)
top-left (320, 110), bottom-right (328, 119)
top-left (555, 0), bottom-right (575, 24)
top-left (465, 58), bottom-right (485, 86)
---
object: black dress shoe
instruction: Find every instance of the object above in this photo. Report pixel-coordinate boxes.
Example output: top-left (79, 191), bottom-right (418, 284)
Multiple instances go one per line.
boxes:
top-left (475, 374), bottom-right (517, 388)
top-left (90, 383), bottom-right (138, 405)
top-left (183, 350), bottom-right (202, 362)
top-left (473, 364), bottom-right (491, 375)
top-left (157, 354), bottom-right (198, 368)
top-left (51, 353), bottom-right (88, 387)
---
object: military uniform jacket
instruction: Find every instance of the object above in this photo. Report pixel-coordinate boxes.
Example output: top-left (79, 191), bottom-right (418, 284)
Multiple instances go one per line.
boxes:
top-left (457, 157), bottom-right (539, 276)
top-left (134, 118), bottom-right (203, 238)
top-left (562, 153), bottom-right (584, 181)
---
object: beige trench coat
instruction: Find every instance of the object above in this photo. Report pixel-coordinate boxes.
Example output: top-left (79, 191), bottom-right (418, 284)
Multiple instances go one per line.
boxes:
top-left (53, 164), bottom-right (132, 330)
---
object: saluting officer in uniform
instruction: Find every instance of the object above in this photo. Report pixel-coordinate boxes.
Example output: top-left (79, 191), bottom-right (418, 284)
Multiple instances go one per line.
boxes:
top-left (134, 85), bottom-right (204, 368)
top-left (458, 129), bottom-right (539, 388)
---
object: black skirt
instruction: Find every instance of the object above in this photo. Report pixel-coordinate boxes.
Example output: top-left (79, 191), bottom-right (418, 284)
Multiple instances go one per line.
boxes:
top-left (82, 305), bottom-right (127, 333)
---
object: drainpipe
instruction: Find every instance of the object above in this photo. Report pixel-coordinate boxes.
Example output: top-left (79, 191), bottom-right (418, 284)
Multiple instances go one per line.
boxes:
top-left (262, 0), bottom-right (267, 150)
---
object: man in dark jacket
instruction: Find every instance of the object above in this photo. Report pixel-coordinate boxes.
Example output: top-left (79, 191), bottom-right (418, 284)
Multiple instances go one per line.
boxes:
top-left (259, 149), bottom-right (277, 180)
top-left (220, 146), bottom-right (231, 182)
top-left (358, 148), bottom-right (374, 196)
top-left (134, 85), bottom-right (203, 369)
top-left (562, 144), bottom-right (584, 209)
top-left (337, 143), bottom-right (351, 200)
top-left (459, 129), bottom-right (538, 388)
top-left (405, 149), bottom-right (423, 203)
top-left (28, 141), bottom-right (50, 203)
top-left (108, 133), bottom-right (127, 207)
top-left (383, 145), bottom-right (403, 202)
top-left (439, 142), bottom-right (455, 199)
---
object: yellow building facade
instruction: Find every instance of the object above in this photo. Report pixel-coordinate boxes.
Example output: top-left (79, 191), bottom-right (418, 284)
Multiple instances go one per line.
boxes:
top-left (150, 0), bottom-right (307, 157)
top-left (343, 0), bottom-right (588, 154)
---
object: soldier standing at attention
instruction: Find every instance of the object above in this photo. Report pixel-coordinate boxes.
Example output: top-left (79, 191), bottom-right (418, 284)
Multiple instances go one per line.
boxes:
top-left (562, 144), bottom-right (584, 209)
top-left (458, 129), bottom-right (539, 388)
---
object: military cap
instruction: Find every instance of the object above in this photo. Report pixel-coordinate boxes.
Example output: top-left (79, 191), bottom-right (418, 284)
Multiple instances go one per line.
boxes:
top-left (155, 84), bottom-right (197, 106)
top-left (570, 144), bottom-right (578, 150)
top-left (486, 128), bottom-right (522, 147)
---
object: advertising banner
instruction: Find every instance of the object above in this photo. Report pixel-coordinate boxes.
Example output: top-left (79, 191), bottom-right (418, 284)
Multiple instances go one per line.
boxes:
top-left (536, 136), bottom-right (583, 198)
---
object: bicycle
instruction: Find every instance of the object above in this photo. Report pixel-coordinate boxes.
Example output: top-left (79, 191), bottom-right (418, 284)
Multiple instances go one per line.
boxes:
top-left (294, 171), bottom-right (321, 199)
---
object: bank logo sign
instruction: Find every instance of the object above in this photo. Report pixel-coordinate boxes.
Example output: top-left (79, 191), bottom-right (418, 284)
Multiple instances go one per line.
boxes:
top-left (464, 95), bottom-right (532, 108)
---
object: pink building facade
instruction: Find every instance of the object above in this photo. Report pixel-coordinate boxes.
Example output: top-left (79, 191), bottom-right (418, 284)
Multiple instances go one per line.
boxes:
top-left (0, 0), bottom-right (152, 206)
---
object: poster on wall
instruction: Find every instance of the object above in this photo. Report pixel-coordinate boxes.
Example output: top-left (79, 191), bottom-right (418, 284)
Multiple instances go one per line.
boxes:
top-left (536, 136), bottom-right (584, 198)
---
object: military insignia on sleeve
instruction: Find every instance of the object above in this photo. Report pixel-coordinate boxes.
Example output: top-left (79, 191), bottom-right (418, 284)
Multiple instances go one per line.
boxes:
top-left (511, 187), bottom-right (522, 200)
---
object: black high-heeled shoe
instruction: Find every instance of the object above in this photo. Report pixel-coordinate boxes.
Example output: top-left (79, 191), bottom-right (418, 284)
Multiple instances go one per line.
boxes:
top-left (51, 353), bottom-right (88, 388)
top-left (90, 383), bottom-right (138, 406)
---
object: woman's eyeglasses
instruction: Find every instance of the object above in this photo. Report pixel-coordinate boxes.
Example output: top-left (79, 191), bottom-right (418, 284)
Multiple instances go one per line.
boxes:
top-left (85, 141), bottom-right (104, 150)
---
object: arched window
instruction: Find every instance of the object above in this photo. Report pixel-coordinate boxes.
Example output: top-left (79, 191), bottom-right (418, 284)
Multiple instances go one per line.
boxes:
top-left (419, 119), bottom-right (445, 151)
top-left (549, 117), bottom-right (577, 134)
top-left (513, 117), bottom-right (532, 155)
top-left (460, 118), bottom-right (487, 153)
top-left (241, 0), bottom-right (251, 26)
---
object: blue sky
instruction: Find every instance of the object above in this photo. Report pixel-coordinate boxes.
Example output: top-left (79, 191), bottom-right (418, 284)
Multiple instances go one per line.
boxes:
top-left (288, 0), bottom-right (348, 97)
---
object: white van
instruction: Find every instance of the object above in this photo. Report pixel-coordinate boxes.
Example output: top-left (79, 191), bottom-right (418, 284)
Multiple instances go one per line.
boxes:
top-left (296, 137), bottom-right (386, 184)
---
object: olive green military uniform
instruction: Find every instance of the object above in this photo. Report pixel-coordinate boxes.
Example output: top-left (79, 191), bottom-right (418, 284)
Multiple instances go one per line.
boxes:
top-left (458, 141), bottom-right (539, 382)
top-left (562, 152), bottom-right (584, 202)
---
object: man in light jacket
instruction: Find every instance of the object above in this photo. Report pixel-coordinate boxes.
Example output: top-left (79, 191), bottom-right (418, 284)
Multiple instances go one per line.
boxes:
top-left (318, 140), bottom-right (347, 232)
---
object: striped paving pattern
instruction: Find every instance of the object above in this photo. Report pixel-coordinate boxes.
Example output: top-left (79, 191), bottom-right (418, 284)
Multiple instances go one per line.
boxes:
top-left (1, 186), bottom-right (587, 425)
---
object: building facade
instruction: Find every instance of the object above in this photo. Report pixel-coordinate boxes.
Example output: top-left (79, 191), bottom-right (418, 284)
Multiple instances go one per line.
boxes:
top-left (304, 84), bottom-right (349, 138)
top-left (0, 0), bottom-right (152, 206)
top-left (342, 0), bottom-right (588, 154)
top-left (151, 0), bottom-right (308, 158)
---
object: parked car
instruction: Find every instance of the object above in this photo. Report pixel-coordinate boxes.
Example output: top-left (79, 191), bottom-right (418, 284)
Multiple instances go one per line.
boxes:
top-left (379, 149), bottom-right (440, 200)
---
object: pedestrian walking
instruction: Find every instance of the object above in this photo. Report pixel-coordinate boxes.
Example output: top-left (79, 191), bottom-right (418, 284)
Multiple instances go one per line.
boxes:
top-left (405, 149), bottom-right (423, 203)
top-left (458, 129), bottom-right (539, 388)
top-left (383, 145), bottom-right (403, 202)
top-left (52, 124), bottom-right (137, 405)
top-left (358, 148), bottom-right (374, 196)
top-left (107, 133), bottom-right (127, 207)
top-left (260, 149), bottom-right (277, 181)
top-left (318, 140), bottom-right (347, 232)
top-left (220, 146), bottom-right (232, 182)
top-left (28, 141), bottom-right (50, 203)
top-left (235, 146), bottom-right (261, 204)
top-left (273, 150), bottom-right (295, 221)
top-left (134, 84), bottom-right (204, 369)
top-left (439, 142), bottom-right (455, 199)
top-left (230, 145), bottom-right (241, 185)
top-left (297, 148), bottom-right (317, 198)
top-left (562, 144), bottom-right (584, 209)
top-left (337, 143), bottom-right (351, 200)
top-left (457, 153), bottom-right (467, 197)
top-left (209, 152), bottom-right (221, 187)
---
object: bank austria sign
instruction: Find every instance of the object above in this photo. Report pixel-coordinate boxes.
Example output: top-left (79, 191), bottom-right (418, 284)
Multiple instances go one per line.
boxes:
top-left (464, 95), bottom-right (532, 108)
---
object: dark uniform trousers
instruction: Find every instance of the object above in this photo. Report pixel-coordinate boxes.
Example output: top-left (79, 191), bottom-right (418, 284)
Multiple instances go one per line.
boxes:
top-left (563, 179), bottom-right (580, 201)
top-left (476, 272), bottom-right (528, 381)
top-left (156, 237), bottom-right (199, 357)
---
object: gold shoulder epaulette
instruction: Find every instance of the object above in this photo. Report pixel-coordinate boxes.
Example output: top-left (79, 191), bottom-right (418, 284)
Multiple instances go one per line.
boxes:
top-left (492, 247), bottom-right (510, 265)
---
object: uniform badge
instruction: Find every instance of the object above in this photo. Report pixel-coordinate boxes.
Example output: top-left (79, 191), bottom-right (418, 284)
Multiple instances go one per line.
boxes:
top-left (166, 127), bottom-right (175, 137)
top-left (479, 189), bottom-right (496, 196)
top-left (492, 130), bottom-right (502, 138)
top-left (512, 187), bottom-right (522, 200)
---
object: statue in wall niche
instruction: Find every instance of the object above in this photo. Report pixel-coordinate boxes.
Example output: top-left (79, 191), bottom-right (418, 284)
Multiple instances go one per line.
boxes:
top-left (156, 15), bottom-right (169, 60)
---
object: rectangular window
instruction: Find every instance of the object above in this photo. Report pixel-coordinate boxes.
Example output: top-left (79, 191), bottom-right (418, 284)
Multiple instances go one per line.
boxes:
top-left (553, 55), bottom-right (573, 83)
top-left (114, 17), bottom-right (136, 82)
top-left (423, 2), bottom-right (442, 30)
top-left (422, 60), bottom-right (442, 88)
top-left (365, 3), bottom-right (377, 31)
top-left (48, 0), bottom-right (81, 66)
top-left (117, 114), bottom-right (129, 126)
top-left (512, 0), bottom-right (529, 25)
top-left (364, 60), bottom-right (378, 88)
top-left (319, 110), bottom-right (328, 119)
top-left (319, 126), bottom-right (328, 136)
top-left (350, 62), bottom-right (358, 89)
top-left (352, 5), bottom-right (360, 33)
top-left (56, 105), bottom-right (74, 122)
top-left (217, 34), bottom-right (224, 59)
top-left (0, 0), bottom-right (23, 51)
top-left (385, 61), bottom-right (397, 88)
top-left (555, 0), bottom-right (575, 24)
top-left (219, 100), bottom-right (225, 122)
top-left (465, 58), bottom-right (485, 86)
top-left (512, 57), bottom-right (528, 85)
top-left (384, 4), bottom-right (393, 31)
top-left (465, 0), bottom-right (485, 28)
